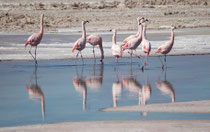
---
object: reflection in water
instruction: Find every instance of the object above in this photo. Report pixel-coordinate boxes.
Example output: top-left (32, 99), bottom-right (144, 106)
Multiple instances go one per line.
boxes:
top-left (25, 66), bottom-right (45, 119)
top-left (86, 63), bottom-right (104, 91)
top-left (155, 70), bottom-right (175, 103)
top-left (121, 64), bottom-right (151, 104)
top-left (112, 68), bottom-right (122, 107)
top-left (72, 65), bottom-right (87, 110)
top-left (139, 83), bottom-right (151, 105)
top-left (121, 64), bottom-right (151, 116)
top-left (72, 63), bottom-right (104, 110)
top-left (121, 65), bottom-right (142, 96)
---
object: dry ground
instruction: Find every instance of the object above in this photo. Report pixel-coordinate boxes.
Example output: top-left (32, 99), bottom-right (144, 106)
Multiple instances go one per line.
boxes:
top-left (0, 0), bottom-right (210, 33)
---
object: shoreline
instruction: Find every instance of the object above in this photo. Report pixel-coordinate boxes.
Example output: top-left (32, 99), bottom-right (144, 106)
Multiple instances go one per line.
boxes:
top-left (1, 52), bottom-right (210, 62)
top-left (1, 120), bottom-right (210, 132)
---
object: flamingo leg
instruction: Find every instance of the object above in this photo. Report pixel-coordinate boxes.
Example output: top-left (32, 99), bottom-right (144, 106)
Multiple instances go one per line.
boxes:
top-left (76, 51), bottom-right (79, 59)
top-left (93, 46), bottom-right (95, 59)
top-left (158, 55), bottom-right (164, 71)
top-left (140, 56), bottom-right (148, 71)
top-left (29, 46), bottom-right (36, 63)
top-left (35, 46), bottom-right (37, 65)
top-left (164, 54), bottom-right (167, 69)
top-left (80, 51), bottom-right (84, 64)
top-left (128, 50), bottom-right (133, 63)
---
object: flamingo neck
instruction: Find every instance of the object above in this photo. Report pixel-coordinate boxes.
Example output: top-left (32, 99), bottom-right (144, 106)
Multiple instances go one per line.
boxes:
top-left (170, 29), bottom-right (174, 45)
top-left (82, 23), bottom-right (86, 39)
top-left (112, 32), bottom-right (116, 45)
top-left (40, 16), bottom-right (44, 35)
top-left (137, 24), bottom-right (143, 38)
top-left (99, 42), bottom-right (104, 60)
top-left (142, 24), bottom-right (147, 40)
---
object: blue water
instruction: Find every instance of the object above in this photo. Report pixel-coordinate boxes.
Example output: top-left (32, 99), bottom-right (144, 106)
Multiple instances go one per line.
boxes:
top-left (0, 55), bottom-right (210, 127)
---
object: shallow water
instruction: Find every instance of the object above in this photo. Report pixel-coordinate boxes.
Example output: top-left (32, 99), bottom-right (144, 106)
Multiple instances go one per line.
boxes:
top-left (0, 55), bottom-right (210, 127)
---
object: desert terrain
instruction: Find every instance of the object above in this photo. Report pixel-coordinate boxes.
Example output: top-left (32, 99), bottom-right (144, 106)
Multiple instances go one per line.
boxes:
top-left (0, 0), bottom-right (210, 33)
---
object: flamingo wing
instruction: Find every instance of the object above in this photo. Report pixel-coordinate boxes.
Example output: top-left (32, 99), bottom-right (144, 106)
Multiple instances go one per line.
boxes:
top-left (25, 33), bottom-right (42, 47)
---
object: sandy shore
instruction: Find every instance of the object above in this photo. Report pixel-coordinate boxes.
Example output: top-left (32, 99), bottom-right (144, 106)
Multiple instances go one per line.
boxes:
top-left (0, 0), bottom-right (210, 33)
top-left (1, 120), bottom-right (210, 132)
top-left (101, 100), bottom-right (210, 113)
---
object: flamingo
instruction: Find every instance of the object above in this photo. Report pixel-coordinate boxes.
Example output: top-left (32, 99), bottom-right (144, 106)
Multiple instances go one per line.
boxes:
top-left (120, 17), bottom-right (142, 47)
top-left (121, 18), bottom-right (148, 60)
top-left (140, 22), bottom-right (151, 70)
top-left (86, 34), bottom-right (104, 62)
top-left (72, 20), bottom-right (89, 63)
top-left (25, 14), bottom-right (44, 65)
top-left (110, 29), bottom-right (122, 63)
top-left (155, 26), bottom-right (175, 70)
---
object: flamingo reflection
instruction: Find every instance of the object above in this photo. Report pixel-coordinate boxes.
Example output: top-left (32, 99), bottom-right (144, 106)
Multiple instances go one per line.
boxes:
top-left (121, 64), bottom-right (151, 116)
top-left (139, 83), bottom-right (151, 105)
top-left (25, 65), bottom-right (45, 119)
top-left (72, 65), bottom-right (87, 110)
top-left (85, 63), bottom-right (104, 91)
top-left (155, 70), bottom-right (175, 103)
top-left (112, 68), bottom-right (122, 107)
top-left (121, 64), bottom-right (143, 103)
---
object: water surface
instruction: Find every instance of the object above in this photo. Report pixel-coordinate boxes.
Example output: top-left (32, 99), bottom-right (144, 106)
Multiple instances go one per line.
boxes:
top-left (0, 55), bottom-right (210, 127)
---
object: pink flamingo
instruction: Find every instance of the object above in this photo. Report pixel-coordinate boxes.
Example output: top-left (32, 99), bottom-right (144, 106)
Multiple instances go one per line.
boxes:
top-left (25, 14), bottom-right (44, 64)
top-left (121, 18), bottom-right (148, 60)
top-left (86, 34), bottom-right (104, 62)
top-left (72, 20), bottom-right (89, 63)
top-left (155, 26), bottom-right (175, 69)
top-left (140, 22), bottom-right (151, 70)
top-left (110, 29), bottom-right (122, 63)
top-left (120, 17), bottom-right (142, 47)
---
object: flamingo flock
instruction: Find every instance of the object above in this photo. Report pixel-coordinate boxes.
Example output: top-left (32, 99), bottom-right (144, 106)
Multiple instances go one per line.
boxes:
top-left (24, 14), bottom-right (175, 70)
